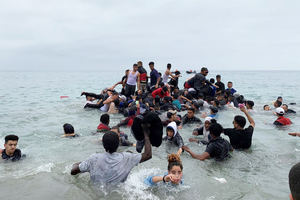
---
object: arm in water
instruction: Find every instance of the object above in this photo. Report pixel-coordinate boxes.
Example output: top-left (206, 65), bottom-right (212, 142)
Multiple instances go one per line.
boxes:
top-left (140, 123), bottom-right (152, 163)
top-left (182, 146), bottom-right (210, 161)
top-left (71, 162), bottom-right (81, 175)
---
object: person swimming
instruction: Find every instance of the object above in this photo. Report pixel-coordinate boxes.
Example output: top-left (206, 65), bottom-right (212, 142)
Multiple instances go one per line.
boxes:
top-left (144, 153), bottom-right (183, 186)
top-left (0, 135), bottom-right (25, 161)
top-left (62, 123), bottom-right (79, 138)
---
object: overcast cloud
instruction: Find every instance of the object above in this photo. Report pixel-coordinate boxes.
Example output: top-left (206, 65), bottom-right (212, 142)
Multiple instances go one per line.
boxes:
top-left (0, 0), bottom-right (299, 71)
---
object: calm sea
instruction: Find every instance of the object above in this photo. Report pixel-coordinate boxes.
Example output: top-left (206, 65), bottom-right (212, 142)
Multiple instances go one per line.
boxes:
top-left (0, 70), bottom-right (299, 200)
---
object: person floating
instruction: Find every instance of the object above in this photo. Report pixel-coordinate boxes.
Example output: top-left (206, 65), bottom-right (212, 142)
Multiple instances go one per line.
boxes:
top-left (0, 135), bottom-right (25, 161)
top-left (273, 107), bottom-right (292, 126)
top-left (62, 123), bottom-right (79, 138)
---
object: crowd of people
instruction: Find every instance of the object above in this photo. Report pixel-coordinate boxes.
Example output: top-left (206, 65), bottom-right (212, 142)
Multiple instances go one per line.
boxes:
top-left (1, 61), bottom-right (299, 199)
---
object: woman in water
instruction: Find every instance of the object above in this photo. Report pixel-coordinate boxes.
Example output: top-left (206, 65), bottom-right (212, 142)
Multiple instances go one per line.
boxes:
top-left (145, 153), bottom-right (183, 186)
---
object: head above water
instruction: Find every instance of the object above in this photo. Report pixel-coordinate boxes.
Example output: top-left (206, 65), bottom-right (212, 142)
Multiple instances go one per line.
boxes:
top-left (227, 81), bottom-right (233, 88)
top-left (100, 114), bottom-right (110, 125)
top-left (4, 135), bottom-right (19, 156)
top-left (63, 123), bottom-right (74, 134)
top-left (263, 105), bottom-right (271, 111)
top-left (102, 131), bottom-right (119, 153)
top-left (209, 123), bottom-right (223, 138)
top-left (167, 153), bottom-right (183, 184)
top-left (274, 100), bottom-right (282, 108)
top-left (246, 100), bottom-right (254, 109)
top-left (289, 162), bottom-right (300, 200)
top-left (187, 107), bottom-right (195, 118)
top-left (233, 115), bottom-right (246, 129)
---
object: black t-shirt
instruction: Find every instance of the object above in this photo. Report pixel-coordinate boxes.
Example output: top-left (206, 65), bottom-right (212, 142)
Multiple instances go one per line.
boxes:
top-left (1, 149), bottom-right (22, 161)
top-left (215, 81), bottom-right (225, 92)
top-left (182, 114), bottom-right (202, 125)
top-left (205, 137), bottom-right (231, 161)
top-left (223, 125), bottom-right (254, 149)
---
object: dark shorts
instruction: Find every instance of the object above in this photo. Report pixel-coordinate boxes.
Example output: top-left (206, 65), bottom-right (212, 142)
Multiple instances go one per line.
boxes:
top-left (125, 84), bottom-right (136, 97)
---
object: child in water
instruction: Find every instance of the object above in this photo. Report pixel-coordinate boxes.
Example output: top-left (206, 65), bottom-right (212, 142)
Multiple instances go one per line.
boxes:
top-left (163, 121), bottom-right (184, 156)
top-left (145, 153), bottom-right (183, 186)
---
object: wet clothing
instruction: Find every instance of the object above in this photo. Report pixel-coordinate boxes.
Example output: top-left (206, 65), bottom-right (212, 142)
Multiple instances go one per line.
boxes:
top-left (226, 88), bottom-right (237, 95)
top-left (1, 149), bottom-right (22, 161)
top-left (223, 125), bottom-right (254, 149)
top-left (181, 114), bottom-right (202, 125)
top-left (205, 137), bottom-right (231, 161)
top-left (286, 109), bottom-right (296, 114)
top-left (163, 122), bottom-right (184, 148)
top-left (150, 69), bottom-right (160, 87)
top-left (273, 116), bottom-right (292, 126)
top-left (193, 127), bottom-right (211, 143)
top-left (79, 152), bottom-right (142, 185)
top-left (97, 123), bottom-right (110, 132)
top-left (144, 173), bottom-right (183, 186)
top-left (127, 71), bottom-right (138, 86)
top-left (162, 71), bottom-right (169, 84)
top-left (125, 84), bottom-right (136, 97)
top-left (152, 88), bottom-right (170, 99)
top-left (215, 81), bottom-right (225, 93)
top-left (119, 133), bottom-right (133, 146)
top-left (172, 99), bottom-right (181, 110)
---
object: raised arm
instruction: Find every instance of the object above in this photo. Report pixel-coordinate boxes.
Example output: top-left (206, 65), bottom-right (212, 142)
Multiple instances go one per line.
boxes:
top-left (140, 124), bottom-right (152, 163)
top-left (240, 106), bottom-right (255, 127)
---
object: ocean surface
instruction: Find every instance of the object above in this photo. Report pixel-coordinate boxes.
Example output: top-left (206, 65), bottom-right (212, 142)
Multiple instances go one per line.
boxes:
top-left (0, 70), bottom-right (299, 200)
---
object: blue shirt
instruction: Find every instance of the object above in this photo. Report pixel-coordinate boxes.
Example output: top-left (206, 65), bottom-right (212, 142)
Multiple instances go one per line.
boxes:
top-left (172, 99), bottom-right (181, 110)
top-left (150, 69), bottom-right (160, 86)
top-left (144, 173), bottom-right (183, 186)
top-left (226, 88), bottom-right (237, 95)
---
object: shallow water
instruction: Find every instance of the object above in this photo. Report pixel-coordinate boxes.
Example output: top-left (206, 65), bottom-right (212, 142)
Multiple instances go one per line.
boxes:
top-left (0, 70), bottom-right (299, 200)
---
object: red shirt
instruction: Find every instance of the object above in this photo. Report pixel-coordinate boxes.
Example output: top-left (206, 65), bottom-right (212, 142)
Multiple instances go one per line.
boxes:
top-left (152, 88), bottom-right (170, 98)
top-left (275, 116), bottom-right (292, 126)
top-left (97, 123), bottom-right (110, 131)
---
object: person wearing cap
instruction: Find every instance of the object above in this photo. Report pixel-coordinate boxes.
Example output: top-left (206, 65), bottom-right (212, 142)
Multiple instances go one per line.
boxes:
top-left (273, 107), bottom-right (292, 126)
top-left (223, 105), bottom-right (255, 149)
top-left (190, 117), bottom-right (215, 144)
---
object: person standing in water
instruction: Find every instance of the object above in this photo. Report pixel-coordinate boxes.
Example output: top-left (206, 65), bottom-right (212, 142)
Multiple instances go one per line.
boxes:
top-left (137, 61), bottom-right (148, 93)
top-left (145, 153), bottom-right (183, 186)
top-left (162, 63), bottom-right (177, 86)
top-left (125, 64), bottom-right (140, 98)
top-left (149, 62), bottom-right (161, 90)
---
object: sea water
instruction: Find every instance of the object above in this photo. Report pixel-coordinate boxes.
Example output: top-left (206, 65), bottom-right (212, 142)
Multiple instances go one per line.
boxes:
top-left (0, 70), bottom-right (299, 200)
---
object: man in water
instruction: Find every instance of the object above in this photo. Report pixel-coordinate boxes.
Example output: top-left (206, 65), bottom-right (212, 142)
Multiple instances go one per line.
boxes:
top-left (223, 105), bottom-right (255, 149)
top-left (0, 135), bottom-right (24, 161)
top-left (282, 104), bottom-right (296, 114)
top-left (183, 123), bottom-right (232, 161)
top-left (137, 61), bottom-right (148, 92)
top-left (125, 64), bottom-right (140, 98)
top-left (273, 107), bottom-right (292, 126)
top-left (181, 108), bottom-right (202, 125)
top-left (289, 162), bottom-right (300, 200)
top-left (215, 74), bottom-right (225, 94)
top-left (149, 62), bottom-right (160, 90)
top-left (162, 63), bottom-right (178, 86)
top-left (71, 126), bottom-right (152, 185)
top-left (226, 81), bottom-right (237, 95)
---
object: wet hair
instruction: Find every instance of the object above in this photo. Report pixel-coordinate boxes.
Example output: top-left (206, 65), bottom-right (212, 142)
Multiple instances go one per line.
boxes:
top-left (282, 103), bottom-right (288, 108)
top-left (246, 100), bottom-right (254, 108)
top-left (210, 119), bottom-right (217, 124)
top-left (168, 153), bottom-right (183, 171)
top-left (149, 61), bottom-right (154, 66)
top-left (102, 131), bottom-right (119, 153)
top-left (173, 93), bottom-right (179, 99)
top-left (277, 96), bottom-right (282, 100)
top-left (5, 135), bottom-right (19, 144)
top-left (166, 126), bottom-right (174, 134)
top-left (162, 86), bottom-right (168, 92)
top-left (289, 162), bottom-right (300, 200)
top-left (114, 98), bottom-right (120, 107)
top-left (209, 123), bottom-right (223, 137)
top-left (234, 115), bottom-right (246, 128)
top-left (187, 107), bottom-right (195, 113)
top-left (216, 75), bottom-right (221, 79)
top-left (63, 123), bottom-right (74, 134)
top-left (100, 114), bottom-right (110, 125)
top-left (167, 63), bottom-right (172, 69)
top-left (263, 105), bottom-right (269, 109)
top-left (275, 100), bottom-right (282, 107)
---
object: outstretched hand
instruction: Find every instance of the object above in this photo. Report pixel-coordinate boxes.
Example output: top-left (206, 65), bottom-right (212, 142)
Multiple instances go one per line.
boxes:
top-left (182, 145), bottom-right (191, 152)
top-left (289, 132), bottom-right (300, 137)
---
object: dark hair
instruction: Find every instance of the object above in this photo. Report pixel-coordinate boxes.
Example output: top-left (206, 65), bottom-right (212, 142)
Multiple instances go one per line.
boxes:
top-left (216, 75), bottom-right (221, 78)
top-left (168, 153), bottom-right (183, 171)
top-left (63, 124), bottom-right (74, 134)
top-left (282, 103), bottom-right (288, 108)
top-left (188, 107), bottom-right (195, 113)
top-left (246, 100), bottom-right (254, 108)
top-left (133, 63), bottom-right (138, 67)
top-left (277, 96), bottom-right (282, 100)
top-left (100, 114), bottom-right (110, 125)
top-left (210, 78), bottom-right (215, 84)
top-left (5, 135), bottom-right (19, 144)
top-left (275, 100), bottom-right (282, 107)
top-left (234, 115), bottom-right (246, 128)
top-left (166, 126), bottom-right (174, 134)
top-left (125, 69), bottom-right (130, 73)
top-left (228, 81), bottom-right (233, 84)
top-left (114, 98), bottom-right (120, 107)
top-left (167, 63), bottom-right (172, 69)
top-left (162, 86), bottom-right (168, 92)
top-left (209, 123), bottom-right (223, 137)
top-left (201, 67), bottom-right (208, 72)
top-left (289, 162), bottom-right (300, 200)
top-left (263, 105), bottom-right (269, 109)
top-left (102, 131), bottom-right (119, 153)
top-left (149, 62), bottom-right (154, 66)
top-left (173, 93), bottom-right (179, 99)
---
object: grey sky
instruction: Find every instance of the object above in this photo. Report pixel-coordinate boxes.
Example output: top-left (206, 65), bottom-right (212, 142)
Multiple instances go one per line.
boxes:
top-left (0, 0), bottom-right (299, 71)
